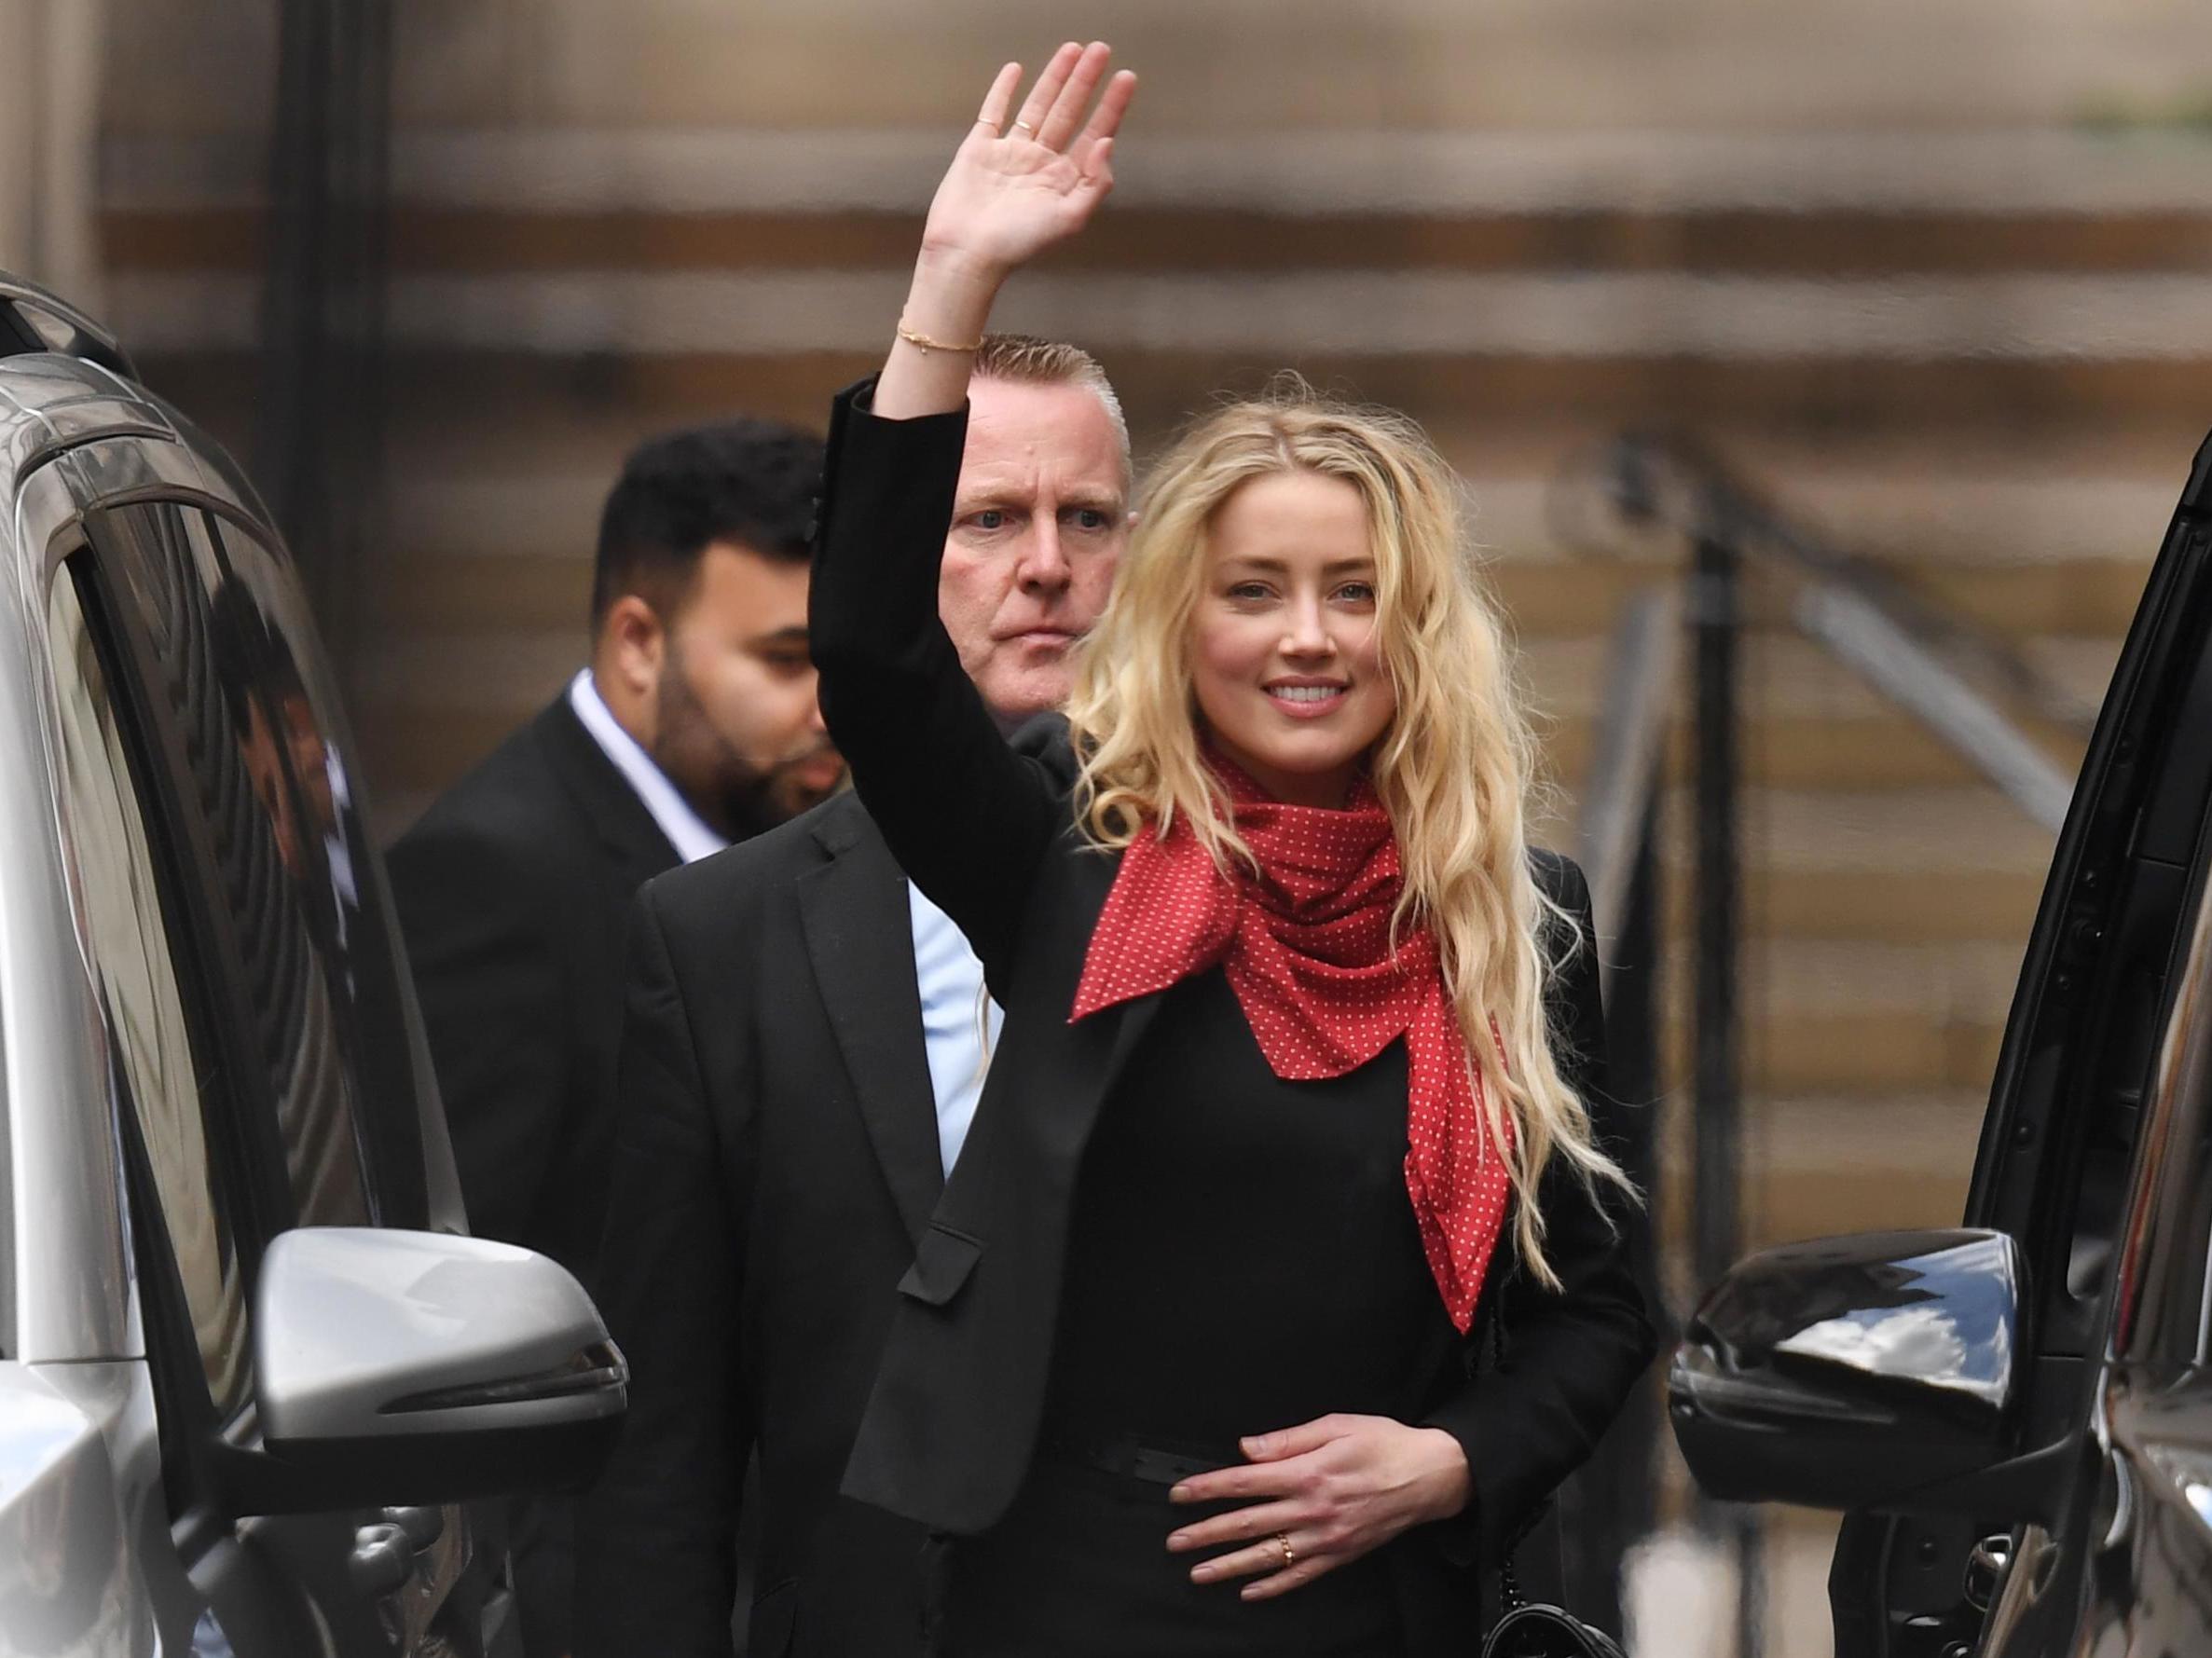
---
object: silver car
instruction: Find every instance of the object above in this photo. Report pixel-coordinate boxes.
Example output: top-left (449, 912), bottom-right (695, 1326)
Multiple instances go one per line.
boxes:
top-left (0, 273), bottom-right (626, 1655)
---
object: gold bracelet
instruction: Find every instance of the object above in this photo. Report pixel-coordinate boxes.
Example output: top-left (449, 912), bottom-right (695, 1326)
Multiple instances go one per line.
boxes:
top-left (896, 318), bottom-right (983, 355)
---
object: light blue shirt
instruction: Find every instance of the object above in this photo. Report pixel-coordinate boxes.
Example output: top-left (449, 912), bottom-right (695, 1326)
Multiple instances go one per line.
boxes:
top-left (909, 881), bottom-right (1003, 1175)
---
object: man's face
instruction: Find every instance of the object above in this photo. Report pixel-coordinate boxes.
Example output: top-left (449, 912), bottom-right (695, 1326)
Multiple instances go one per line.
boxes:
top-left (652, 542), bottom-right (844, 832)
top-left (237, 700), bottom-right (303, 876)
top-left (941, 377), bottom-right (1130, 721)
top-left (275, 692), bottom-right (336, 831)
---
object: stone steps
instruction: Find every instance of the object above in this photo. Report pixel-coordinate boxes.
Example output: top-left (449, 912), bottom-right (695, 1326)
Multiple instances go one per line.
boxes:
top-left (100, 130), bottom-right (2193, 1191)
top-left (139, 343), bottom-right (2212, 481)
top-left (103, 199), bottom-right (2212, 278)
top-left (112, 267), bottom-right (2212, 374)
top-left (353, 695), bottom-right (2086, 813)
top-left (358, 429), bottom-right (2187, 558)
top-left (1656, 1093), bottom-right (1985, 1253)
top-left (355, 623), bottom-right (2106, 800)
top-left (372, 539), bottom-right (2152, 643)
top-left (1661, 942), bottom-right (2019, 1097)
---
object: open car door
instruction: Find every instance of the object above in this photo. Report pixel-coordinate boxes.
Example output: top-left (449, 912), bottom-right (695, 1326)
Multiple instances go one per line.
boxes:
top-left (1665, 428), bottom-right (2212, 1658)
top-left (1824, 431), bottom-right (2212, 1656)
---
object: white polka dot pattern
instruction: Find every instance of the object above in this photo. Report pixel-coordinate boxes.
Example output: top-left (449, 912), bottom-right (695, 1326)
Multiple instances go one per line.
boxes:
top-left (1070, 763), bottom-right (1511, 1334)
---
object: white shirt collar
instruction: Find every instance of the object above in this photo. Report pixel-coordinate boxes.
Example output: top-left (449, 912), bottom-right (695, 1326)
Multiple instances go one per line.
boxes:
top-left (566, 668), bottom-right (729, 865)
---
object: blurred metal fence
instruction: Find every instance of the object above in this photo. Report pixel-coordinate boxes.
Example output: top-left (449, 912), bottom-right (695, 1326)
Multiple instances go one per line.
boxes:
top-left (1562, 431), bottom-right (2089, 1654)
top-left (1559, 587), bottom-right (1679, 1643)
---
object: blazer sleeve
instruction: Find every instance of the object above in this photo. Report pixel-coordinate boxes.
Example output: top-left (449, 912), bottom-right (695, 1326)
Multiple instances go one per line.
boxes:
top-left (385, 817), bottom-right (569, 1251)
top-left (1418, 855), bottom-right (1659, 1568)
top-left (808, 377), bottom-right (1067, 975)
top-left (572, 887), bottom-right (749, 1658)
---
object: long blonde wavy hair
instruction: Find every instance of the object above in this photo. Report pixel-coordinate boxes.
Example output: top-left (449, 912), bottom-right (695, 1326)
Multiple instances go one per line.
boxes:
top-left (1064, 384), bottom-right (1630, 1289)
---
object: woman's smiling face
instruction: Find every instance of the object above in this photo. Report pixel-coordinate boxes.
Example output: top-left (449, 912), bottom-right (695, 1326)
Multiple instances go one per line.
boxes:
top-left (1188, 469), bottom-right (1396, 808)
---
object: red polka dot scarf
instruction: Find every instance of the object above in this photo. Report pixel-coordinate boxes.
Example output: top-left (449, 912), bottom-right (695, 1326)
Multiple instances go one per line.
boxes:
top-left (1070, 760), bottom-right (1513, 1334)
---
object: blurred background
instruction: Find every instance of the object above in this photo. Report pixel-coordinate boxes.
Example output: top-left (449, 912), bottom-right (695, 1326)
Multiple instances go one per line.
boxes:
top-left (8, 2), bottom-right (2212, 1652)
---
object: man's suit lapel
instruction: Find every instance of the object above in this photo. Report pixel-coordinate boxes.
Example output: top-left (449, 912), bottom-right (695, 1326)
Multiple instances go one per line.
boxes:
top-left (534, 694), bottom-right (682, 889)
top-left (799, 799), bottom-right (944, 1245)
top-left (931, 843), bottom-right (1165, 1239)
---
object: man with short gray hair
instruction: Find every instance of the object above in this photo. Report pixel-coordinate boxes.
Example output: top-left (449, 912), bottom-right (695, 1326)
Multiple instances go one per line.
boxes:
top-left (577, 336), bottom-right (1132, 1658)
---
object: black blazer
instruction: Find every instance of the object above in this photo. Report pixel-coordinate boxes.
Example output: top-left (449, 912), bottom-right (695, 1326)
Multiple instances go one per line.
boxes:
top-left (810, 383), bottom-right (1657, 1651)
top-left (386, 693), bottom-right (680, 1280)
top-left (573, 790), bottom-right (962, 1658)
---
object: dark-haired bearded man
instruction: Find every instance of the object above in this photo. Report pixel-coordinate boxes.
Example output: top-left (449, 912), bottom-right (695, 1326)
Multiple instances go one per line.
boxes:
top-left (387, 415), bottom-right (838, 1658)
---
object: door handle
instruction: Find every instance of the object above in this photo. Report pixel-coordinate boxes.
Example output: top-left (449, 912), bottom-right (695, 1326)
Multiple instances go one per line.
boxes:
top-left (349, 1521), bottom-right (417, 1597)
top-left (1963, 1532), bottom-right (2013, 1611)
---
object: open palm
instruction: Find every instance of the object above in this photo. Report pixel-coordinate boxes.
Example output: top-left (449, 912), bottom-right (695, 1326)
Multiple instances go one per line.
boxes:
top-left (922, 44), bottom-right (1138, 275)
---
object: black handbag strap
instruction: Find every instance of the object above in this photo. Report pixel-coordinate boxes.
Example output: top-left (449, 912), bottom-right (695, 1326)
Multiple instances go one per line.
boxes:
top-left (1499, 1557), bottom-right (1530, 1615)
top-left (1489, 1309), bottom-right (1530, 1613)
top-left (1479, 1295), bottom-right (1625, 1658)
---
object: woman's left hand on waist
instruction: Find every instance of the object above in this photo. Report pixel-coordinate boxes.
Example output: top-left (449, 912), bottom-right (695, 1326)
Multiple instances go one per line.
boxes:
top-left (1164, 1414), bottom-right (1470, 1600)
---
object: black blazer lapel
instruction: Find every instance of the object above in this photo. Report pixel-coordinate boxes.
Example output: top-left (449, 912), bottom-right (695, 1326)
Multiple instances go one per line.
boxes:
top-left (928, 829), bottom-right (1158, 1242)
top-left (534, 692), bottom-right (682, 890)
top-left (799, 800), bottom-right (944, 1244)
top-left (932, 959), bottom-right (1164, 1242)
top-left (843, 836), bottom-right (1173, 1535)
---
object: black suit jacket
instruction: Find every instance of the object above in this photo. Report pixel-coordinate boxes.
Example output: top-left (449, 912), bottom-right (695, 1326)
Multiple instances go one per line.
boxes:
top-left (809, 383), bottom-right (1658, 1654)
top-left (386, 693), bottom-right (680, 1280)
top-left (573, 788), bottom-right (962, 1658)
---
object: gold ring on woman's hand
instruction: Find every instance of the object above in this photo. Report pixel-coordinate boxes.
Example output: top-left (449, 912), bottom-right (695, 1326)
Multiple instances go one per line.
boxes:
top-left (1276, 1532), bottom-right (1296, 1568)
top-left (1011, 119), bottom-right (1036, 134)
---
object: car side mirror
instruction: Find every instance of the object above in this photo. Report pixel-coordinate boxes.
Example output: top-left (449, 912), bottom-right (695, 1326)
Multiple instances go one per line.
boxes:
top-left (231, 1227), bottom-right (625, 1515)
top-left (1669, 1228), bottom-right (2051, 1518)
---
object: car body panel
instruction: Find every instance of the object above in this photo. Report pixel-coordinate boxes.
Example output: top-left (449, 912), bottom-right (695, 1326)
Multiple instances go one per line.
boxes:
top-left (0, 1362), bottom-right (154, 1655)
top-left (2089, 1377), bottom-right (2212, 1658)
top-left (2, 414), bottom-right (135, 1368)
top-left (0, 358), bottom-right (163, 491)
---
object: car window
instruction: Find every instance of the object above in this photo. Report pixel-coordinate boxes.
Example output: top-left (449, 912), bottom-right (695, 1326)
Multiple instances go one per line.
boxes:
top-left (47, 564), bottom-right (252, 1416)
top-left (94, 500), bottom-right (376, 1228)
top-left (198, 513), bottom-right (429, 1225)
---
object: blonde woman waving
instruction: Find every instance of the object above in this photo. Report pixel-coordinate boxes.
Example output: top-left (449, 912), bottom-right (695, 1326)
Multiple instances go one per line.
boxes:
top-left (813, 43), bottom-right (1656, 1657)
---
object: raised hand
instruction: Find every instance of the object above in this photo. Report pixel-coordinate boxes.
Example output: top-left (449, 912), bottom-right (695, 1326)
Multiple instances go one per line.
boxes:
top-left (922, 43), bottom-right (1137, 276)
top-left (874, 42), bottom-right (1136, 420)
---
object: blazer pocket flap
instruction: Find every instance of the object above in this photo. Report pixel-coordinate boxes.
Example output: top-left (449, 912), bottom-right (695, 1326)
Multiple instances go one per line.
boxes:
top-left (897, 1223), bottom-right (982, 1308)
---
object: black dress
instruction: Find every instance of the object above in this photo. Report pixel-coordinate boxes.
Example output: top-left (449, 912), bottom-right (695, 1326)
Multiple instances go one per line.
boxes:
top-left (943, 967), bottom-right (1462, 1655)
top-left (808, 379), bottom-right (1658, 1658)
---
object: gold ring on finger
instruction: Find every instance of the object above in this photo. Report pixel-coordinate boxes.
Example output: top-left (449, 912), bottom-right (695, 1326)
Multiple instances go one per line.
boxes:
top-left (1276, 1531), bottom-right (1295, 1568)
top-left (1011, 119), bottom-right (1037, 134)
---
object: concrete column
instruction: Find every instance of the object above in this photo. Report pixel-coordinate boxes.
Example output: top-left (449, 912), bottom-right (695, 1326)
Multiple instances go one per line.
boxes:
top-left (0, 0), bottom-right (106, 309)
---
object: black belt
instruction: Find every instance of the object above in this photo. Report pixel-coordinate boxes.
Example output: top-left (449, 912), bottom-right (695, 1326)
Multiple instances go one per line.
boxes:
top-left (1037, 1427), bottom-right (1237, 1487)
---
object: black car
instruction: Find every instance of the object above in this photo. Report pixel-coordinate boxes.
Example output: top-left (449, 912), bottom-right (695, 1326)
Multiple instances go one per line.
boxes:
top-left (1671, 430), bottom-right (2212, 1656)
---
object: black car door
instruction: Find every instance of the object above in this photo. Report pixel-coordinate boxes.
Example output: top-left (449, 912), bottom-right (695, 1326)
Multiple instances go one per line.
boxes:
top-left (1829, 431), bottom-right (2212, 1658)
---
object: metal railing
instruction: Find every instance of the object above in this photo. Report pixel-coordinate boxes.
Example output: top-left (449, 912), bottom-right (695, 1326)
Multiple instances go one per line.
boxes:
top-left (1559, 430), bottom-right (2093, 1654)
top-left (1577, 588), bottom-right (1683, 963)
top-left (1548, 588), bottom-right (1679, 1641)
